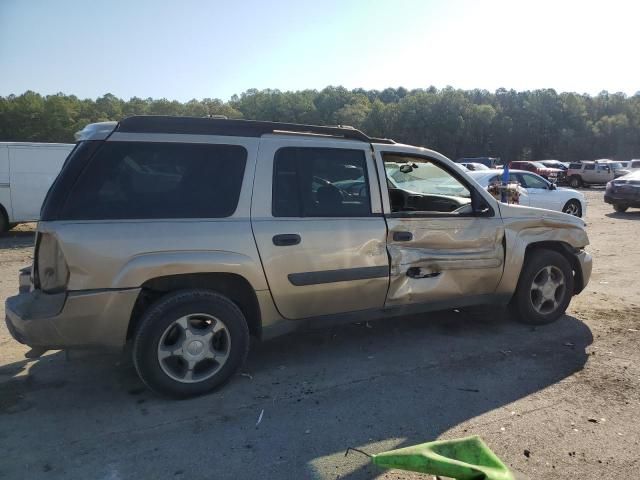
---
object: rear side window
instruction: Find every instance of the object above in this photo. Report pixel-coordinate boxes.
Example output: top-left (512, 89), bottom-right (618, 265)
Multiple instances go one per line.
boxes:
top-left (569, 163), bottom-right (582, 169)
top-left (60, 142), bottom-right (247, 219)
top-left (272, 147), bottom-right (371, 217)
top-left (633, 161), bottom-right (640, 168)
top-left (584, 164), bottom-right (595, 170)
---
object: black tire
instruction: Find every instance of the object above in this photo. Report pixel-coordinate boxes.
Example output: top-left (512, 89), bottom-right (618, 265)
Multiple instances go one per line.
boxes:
top-left (613, 204), bottom-right (628, 213)
top-left (133, 289), bottom-right (250, 399)
top-left (562, 199), bottom-right (582, 217)
top-left (510, 249), bottom-right (574, 325)
top-left (568, 176), bottom-right (582, 188)
top-left (0, 209), bottom-right (8, 233)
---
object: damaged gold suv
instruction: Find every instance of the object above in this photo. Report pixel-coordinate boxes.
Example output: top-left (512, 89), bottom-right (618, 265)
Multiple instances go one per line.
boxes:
top-left (4, 116), bottom-right (592, 398)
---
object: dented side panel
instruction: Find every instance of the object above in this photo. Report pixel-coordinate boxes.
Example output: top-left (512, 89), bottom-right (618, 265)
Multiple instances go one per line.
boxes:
top-left (385, 216), bottom-right (506, 306)
top-left (495, 203), bottom-right (591, 295)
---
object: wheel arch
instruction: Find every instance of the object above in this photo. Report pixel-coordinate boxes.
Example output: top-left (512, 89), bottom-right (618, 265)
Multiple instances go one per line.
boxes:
top-left (127, 272), bottom-right (262, 342)
top-left (524, 241), bottom-right (584, 295)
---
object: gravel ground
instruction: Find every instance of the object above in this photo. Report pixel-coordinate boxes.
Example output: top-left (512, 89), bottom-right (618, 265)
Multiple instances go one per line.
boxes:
top-left (0, 190), bottom-right (639, 480)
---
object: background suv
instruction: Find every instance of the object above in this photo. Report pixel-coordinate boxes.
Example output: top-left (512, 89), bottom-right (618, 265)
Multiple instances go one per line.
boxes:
top-left (567, 161), bottom-right (626, 188)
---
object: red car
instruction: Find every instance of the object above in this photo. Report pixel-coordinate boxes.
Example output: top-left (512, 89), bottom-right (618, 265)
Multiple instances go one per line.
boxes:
top-left (508, 161), bottom-right (565, 183)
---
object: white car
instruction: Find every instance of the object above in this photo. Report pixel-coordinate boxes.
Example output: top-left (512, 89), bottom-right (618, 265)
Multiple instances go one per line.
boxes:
top-left (468, 169), bottom-right (586, 217)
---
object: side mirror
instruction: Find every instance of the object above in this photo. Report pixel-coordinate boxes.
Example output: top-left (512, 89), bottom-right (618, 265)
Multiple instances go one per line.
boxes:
top-left (549, 183), bottom-right (557, 190)
top-left (399, 164), bottom-right (413, 173)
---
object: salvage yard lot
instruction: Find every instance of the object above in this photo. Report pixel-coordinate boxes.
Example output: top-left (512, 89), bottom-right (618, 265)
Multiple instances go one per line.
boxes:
top-left (0, 189), bottom-right (639, 480)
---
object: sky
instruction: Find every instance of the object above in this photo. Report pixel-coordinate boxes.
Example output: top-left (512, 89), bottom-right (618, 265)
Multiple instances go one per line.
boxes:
top-left (1, 0), bottom-right (639, 101)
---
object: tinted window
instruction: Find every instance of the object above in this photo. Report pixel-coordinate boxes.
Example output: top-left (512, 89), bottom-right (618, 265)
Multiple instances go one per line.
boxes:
top-left (584, 164), bottom-right (595, 170)
top-left (61, 142), bottom-right (247, 219)
top-left (272, 147), bottom-right (371, 217)
top-left (569, 163), bottom-right (582, 169)
top-left (521, 173), bottom-right (548, 189)
top-left (632, 161), bottom-right (640, 168)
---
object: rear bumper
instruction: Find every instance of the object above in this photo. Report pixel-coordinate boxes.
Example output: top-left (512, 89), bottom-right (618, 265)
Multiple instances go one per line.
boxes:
top-left (5, 288), bottom-right (140, 349)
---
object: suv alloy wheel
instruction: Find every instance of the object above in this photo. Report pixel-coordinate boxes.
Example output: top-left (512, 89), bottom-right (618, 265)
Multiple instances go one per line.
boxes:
top-left (510, 249), bottom-right (574, 325)
top-left (133, 289), bottom-right (250, 398)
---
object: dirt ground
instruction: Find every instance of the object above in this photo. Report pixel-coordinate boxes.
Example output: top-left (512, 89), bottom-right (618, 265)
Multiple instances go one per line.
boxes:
top-left (0, 189), bottom-right (639, 480)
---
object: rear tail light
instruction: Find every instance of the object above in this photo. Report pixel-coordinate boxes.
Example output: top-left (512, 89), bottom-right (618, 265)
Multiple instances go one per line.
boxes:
top-left (35, 233), bottom-right (69, 293)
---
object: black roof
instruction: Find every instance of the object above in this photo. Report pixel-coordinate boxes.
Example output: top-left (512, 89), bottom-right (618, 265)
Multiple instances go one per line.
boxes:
top-left (116, 116), bottom-right (395, 144)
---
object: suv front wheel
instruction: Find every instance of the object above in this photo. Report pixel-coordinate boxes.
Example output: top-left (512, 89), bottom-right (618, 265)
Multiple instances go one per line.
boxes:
top-left (133, 289), bottom-right (250, 398)
top-left (510, 249), bottom-right (574, 325)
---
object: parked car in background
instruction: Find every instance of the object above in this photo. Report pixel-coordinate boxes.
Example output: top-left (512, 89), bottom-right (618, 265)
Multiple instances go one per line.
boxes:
top-left (456, 157), bottom-right (501, 168)
top-left (5, 116), bottom-right (592, 398)
top-left (0, 142), bottom-right (74, 232)
top-left (458, 162), bottom-right (490, 171)
top-left (617, 159), bottom-right (640, 172)
top-left (539, 160), bottom-right (569, 171)
top-left (605, 170), bottom-right (640, 212)
top-left (508, 161), bottom-right (566, 184)
top-left (468, 169), bottom-right (586, 217)
top-left (595, 159), bottom-right (629, 177)
top-left (566, 160), bottom-right (626, 188)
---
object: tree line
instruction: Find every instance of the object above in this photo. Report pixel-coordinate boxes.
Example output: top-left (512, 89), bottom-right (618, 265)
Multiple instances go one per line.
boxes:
top-left (1, 87), bottom-right (639, 161)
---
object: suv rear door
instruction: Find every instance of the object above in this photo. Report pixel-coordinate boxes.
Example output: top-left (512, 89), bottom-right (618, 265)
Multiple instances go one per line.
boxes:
top-left (374, 144), bottom-right (505, 307)
top-left (251, 136), bottom-right (389, 320)
top-left (581, 163), bottom-right (597, 183)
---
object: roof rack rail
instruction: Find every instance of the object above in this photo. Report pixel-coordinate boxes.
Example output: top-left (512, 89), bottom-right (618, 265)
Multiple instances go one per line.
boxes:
top-left (115, 115), bottom-right (395, 144)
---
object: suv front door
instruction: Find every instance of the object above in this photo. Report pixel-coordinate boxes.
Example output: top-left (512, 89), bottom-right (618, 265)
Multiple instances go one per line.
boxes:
top-left (251, 137), bottom-right (389, 320)
top-left (375, 145), bottom-right (505, 307)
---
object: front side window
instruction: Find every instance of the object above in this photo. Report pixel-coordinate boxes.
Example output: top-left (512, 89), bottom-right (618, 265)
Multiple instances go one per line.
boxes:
top-left (521, 173), bottom-right (549, 189)
top-left (384, 154), bottom-right (471, 214)
top-left (272, 147), bottom-right (371, 217)
top-left (61, 142), bottom-right (247, 219)
top-left (584, 164), bottom-right (595, 170)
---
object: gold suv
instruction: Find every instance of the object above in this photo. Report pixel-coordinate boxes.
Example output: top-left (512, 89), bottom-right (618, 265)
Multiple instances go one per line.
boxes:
top-left (5, 116), bottom-right (592, 398)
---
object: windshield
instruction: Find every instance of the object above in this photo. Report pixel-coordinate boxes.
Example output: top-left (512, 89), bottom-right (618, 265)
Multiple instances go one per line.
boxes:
top-left (385, 162), bottom-right (471, 198)
top-left (609, 162), bottom-right (623, 169)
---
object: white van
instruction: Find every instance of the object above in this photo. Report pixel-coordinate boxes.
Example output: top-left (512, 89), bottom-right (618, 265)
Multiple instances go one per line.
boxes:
top-left (0, 142), bottom-right (74, 232)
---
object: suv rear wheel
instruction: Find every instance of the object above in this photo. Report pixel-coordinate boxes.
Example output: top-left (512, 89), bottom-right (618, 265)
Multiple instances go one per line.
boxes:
top-left (510, 249), bottom-right (574, 325)
top-left (133, 289), bottom-right (250, 398)
top-left (568, 176), bottom-right (582, 188)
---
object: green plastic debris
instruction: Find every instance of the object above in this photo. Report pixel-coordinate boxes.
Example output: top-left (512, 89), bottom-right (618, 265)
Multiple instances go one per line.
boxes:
top-left (371, 435), bottom-right (515, 480)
